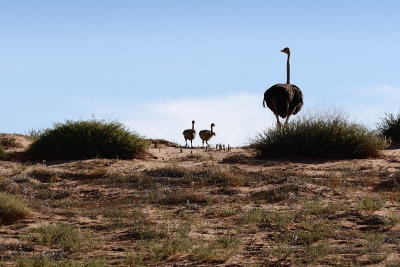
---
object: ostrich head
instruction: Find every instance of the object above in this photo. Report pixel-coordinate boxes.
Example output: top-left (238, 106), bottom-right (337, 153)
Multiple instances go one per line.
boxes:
top-left (192, 120), bottom-right (195, 125)
top-left (280, 47), bottom-right (290, 55)
top-left (210, 123), bottom-right (216, 135)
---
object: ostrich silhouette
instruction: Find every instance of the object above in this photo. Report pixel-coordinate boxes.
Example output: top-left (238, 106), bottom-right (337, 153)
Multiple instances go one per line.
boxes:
top-left (199, 123), bottom-right (216, 147)
top-left (263, 47), bottom-right (303, 129)
top-left (183, 120), bottom-right (196, 148)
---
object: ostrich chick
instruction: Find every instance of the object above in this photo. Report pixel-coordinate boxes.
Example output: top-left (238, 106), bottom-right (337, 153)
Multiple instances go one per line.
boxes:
top-left (199, 123), bottom-right (216, 147)
top-left (183, 120), bottom-right (196, 148)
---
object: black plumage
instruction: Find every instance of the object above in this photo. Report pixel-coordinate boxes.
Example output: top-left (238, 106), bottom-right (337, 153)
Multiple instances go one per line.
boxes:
top-left (263, 47), bottom-right (303, 128)
top-left (263, 83), bottom-right (303, 118)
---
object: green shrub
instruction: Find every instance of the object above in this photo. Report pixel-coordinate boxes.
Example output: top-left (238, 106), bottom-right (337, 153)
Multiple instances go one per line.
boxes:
top-left (26, 119), bottom-right (149, 160)
top-left (377, 111), bottom-right (400, 141)
top-left (0, 192), bottom-right (31, 224)
top-left (252, 112), bottom-right (386, 159)
top-left (357, 196), bottom-right (384, 213)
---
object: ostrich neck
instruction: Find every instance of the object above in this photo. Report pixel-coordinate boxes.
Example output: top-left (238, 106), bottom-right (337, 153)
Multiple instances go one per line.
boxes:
top-left (211, 126), bottom-right (214, 133)
top-left (192, 123), bottom-right (194, 130)
top-left (286, 54), bottom-right (290, 84)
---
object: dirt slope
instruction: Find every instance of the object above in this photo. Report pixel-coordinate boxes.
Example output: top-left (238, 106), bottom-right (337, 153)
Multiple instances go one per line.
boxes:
top-left (1, 135), bottom-right (400, 266)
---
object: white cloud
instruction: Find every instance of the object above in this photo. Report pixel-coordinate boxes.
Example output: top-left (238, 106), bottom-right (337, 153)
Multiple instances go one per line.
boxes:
top-left (342, 84), bottom-right (400, 127)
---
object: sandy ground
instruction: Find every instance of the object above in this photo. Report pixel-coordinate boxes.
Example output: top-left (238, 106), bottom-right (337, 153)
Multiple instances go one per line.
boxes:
top-left (1, 134), bottom-right (400, 266)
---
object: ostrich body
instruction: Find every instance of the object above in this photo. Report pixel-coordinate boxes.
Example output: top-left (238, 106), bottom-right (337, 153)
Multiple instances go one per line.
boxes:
top-left (183, 120), bottom-right (196, 148)
top-left (263, 47), bottom-right (303, 129)
top-left (199, 123), bottom-right (216, 147)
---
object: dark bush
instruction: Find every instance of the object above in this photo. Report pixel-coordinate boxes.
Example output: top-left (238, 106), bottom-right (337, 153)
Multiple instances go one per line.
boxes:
top-left (377, 111), bottom-right (400, 142)
top-left (26, 119), bottom-right (149, 160)
top-left (0, 136), bottom-right (20, 149)
top-left (0, 144), bottom-right (7, 160)
top-left (252, 112), bottom-right (387, 159)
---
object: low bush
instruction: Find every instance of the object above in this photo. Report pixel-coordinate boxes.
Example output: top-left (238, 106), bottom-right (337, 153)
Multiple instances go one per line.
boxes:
top-left (377, 111), bottom-right (400, 142)
top-left (0, 192), bottom-right (31, 224)
top-left (252, 112), bottom-right (387, 159)
top-left (26, 119), bottom-right (149, 160)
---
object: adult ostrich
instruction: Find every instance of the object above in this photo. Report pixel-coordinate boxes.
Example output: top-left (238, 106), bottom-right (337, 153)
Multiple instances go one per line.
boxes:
top-left (263, 47), bottom-right (303, 129)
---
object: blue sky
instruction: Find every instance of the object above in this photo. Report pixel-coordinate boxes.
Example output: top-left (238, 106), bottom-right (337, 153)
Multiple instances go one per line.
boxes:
top-left (1, 0), bottom-right (400, 146)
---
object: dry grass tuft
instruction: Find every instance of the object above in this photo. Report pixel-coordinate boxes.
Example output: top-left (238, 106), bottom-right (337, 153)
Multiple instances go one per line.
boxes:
top-left (211, 168), bottom-right (244, 187)
top-left (28, 165), bottom-right (55, 183)
top-left (0, 192), bottom-right (31, 225)
top-left (28, 224), bottom-right (96, 253)
top-left (357, 196), bottom-right (385, 214)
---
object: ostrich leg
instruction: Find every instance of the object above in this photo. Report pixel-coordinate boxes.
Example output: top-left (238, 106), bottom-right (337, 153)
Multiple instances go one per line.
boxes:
top-left (275, 114), bottom-right (282, 129)
top-left (284, 115), bottom-right (291, 126)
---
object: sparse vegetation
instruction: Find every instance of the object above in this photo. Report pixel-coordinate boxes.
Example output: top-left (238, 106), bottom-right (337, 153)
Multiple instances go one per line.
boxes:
top-left (241, 208), bottom-right (266, 224)
top-left (297, 220), bottom-right (335, 245)
top-left (159, 190), bottom-right (209, 205)
top-left (143, 166), bottom-right (250, 188)
top-left (301, 199), bottom-right (341, 216)
top-left (192, 234), bottom-right (240, 263)
top-left (382, 213), bottom-right (400, 229)
top-left (378, 111), bottom-right (400, 141)
top-left (28, 224), bottom-right (95, 253)
top-left (251, 184), bottom-right (299, 203)
top-left (1, 134), bottom-right (400, 265)
top-left (302, 243), bottom-right (331, 264)
top-left (26, 119), bottom-right (149, 160)
top-left (16, 256), bottom-right (107, 267)
top-left (264, 210), bottom-right (296, 229)
top-left (252, 112), bottom-right (387, 158)
top-left (211, 168), bottom-right (244, 187)
top-left (0, 192), bottom-right (31, 224)
top-left (362, 232), bottom-right (385, 253)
